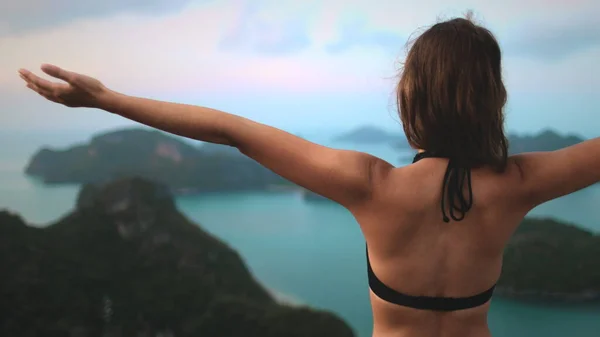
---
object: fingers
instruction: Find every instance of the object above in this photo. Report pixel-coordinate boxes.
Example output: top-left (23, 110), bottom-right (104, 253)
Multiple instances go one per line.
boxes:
top-left (19, 69), bottom-right (56, 91)
top-left (25, 82), bottom-right (65, 104)
top-left (19, 68), bottom-right (70, 93)
top-left (19, 69), bottom-right (67, 104)
top-left (24, 79), bottom-right (51, 97)
top-left (41, 64), bottom-right (75, 83)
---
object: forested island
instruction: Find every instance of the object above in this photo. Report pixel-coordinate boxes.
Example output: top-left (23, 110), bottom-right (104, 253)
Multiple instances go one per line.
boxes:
top-left (0, 178), bottom-right (355, 337)
top-left (25, 128), bottom-right (291, 193)
top-left (507, 129), bottom-right (584, 154)
top-left (496, 218), bottom-right (600, 303)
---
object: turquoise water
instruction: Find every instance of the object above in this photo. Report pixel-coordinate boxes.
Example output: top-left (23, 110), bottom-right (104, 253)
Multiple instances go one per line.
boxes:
top-left (1, 131), bottom-right (599, 337)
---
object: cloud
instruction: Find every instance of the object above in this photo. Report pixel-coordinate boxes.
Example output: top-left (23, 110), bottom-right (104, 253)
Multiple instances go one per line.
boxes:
top-left (0, 0), bottom-right (202, 36)
top-left (501, 13), bottom-right (600, 61)
top-left (325, 19), bottom-right (406, 55)
top-left (0, 0), bottom-right (599, 137)
top-left (4, 0), bottom-right (599, 61)
top-left (317, 1), bottom-right (600, 62)
top-left (0, 1), bottom-right (393, 98)
top-left (1, 1), bottom-right (599, 95)
top-left (304, 0), bottom-right (600, 62)
top-left (218, 1), bottom-right (312, 55)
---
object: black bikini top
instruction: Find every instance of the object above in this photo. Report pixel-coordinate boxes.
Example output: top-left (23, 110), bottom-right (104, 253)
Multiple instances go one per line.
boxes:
top-left (413, 151), bottom-right (473, 222)
top-left (366, 151), bottom-right (496, 311)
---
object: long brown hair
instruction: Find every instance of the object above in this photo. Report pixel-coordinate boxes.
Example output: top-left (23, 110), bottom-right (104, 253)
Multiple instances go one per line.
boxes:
top-left (397, 14), bottom-right (508, 172)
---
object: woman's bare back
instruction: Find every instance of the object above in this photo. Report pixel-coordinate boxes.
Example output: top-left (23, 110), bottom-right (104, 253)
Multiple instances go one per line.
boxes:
top-left (352, 154), bottom-right (559, 337)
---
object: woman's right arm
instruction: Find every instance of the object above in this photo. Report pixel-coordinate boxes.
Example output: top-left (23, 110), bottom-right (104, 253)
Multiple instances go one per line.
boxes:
top-left (512, 137), bottom-right (600, 208)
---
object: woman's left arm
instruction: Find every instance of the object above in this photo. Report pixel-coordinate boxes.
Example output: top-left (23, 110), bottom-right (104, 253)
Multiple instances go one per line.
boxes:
top-left (102, 91), bottom-right (394, 209)
top-left (18, 64), bottom-right (394, 210)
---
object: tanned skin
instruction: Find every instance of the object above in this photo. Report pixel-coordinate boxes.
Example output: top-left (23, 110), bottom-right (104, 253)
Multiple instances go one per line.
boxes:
top-left (18, 64), bottom-right (600, 337)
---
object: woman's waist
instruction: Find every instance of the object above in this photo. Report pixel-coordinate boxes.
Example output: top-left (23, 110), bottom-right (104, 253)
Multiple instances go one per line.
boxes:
top-left (370, 295), bottom-right (491, 337)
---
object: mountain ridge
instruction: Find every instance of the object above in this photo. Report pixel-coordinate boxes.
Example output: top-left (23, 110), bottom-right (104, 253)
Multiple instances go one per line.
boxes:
top-left (0, 177), bottom-right (355, 337)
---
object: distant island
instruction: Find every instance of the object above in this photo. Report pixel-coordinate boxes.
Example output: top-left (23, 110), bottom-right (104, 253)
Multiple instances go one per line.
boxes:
top-left (332, 125), bottom-right (405, 145)
top-left (507, 129), bottom-right (584, 154)
top-left (333, 126), bottom-right (585, 156)
top-left (25, 128), bottom-right (293, 193)
top-left (0, 178), bottom-right (354, 337)
top-left (497, 218), bottom-right (600, 303)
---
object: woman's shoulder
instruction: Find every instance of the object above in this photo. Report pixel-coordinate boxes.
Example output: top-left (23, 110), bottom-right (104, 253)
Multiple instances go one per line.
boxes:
top-left (369, 158), bottom-right (527, 213)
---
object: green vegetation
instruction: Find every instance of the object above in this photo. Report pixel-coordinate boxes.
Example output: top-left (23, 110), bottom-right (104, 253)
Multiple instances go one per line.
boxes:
top-left (497, 218), bottom-right (600, 302)
top-left (0, 178), bottom-right (354, 337)
top-left (25, 128), bottom-right (291, 192)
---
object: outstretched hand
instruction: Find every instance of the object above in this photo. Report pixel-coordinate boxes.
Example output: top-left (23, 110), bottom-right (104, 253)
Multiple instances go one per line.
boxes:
top-left (18, 64), bottom-right (109, 108)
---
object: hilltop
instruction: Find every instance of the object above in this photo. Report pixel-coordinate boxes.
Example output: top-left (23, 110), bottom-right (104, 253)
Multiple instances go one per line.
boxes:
top-left (0, 177), bottom-right (354, 337)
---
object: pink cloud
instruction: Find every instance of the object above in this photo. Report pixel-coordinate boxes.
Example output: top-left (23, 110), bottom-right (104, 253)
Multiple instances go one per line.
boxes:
top-left (1, 0), bottom-right (598, 98)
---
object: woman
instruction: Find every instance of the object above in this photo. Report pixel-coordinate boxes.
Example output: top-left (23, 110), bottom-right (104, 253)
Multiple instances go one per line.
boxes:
top-left (18, 16), bottom-right (599, 337)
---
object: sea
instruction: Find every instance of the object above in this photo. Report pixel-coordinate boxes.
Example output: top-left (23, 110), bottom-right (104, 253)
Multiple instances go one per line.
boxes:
top-left (1, 129), bottom-right (599, 337)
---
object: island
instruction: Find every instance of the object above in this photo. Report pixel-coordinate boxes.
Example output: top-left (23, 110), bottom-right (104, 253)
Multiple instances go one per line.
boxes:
top-left (508, 129), bottom-right (584, 154)
top-left (0, 177), bottom-right (355, 337)
top-left (496, 218), bottom-right (600, 303)
top-left (336, 126), bottom-right (585, 155)
top-left (25, 128), bottom-right (293, 193)
top-left (332, 125), bottom-right (405, 145)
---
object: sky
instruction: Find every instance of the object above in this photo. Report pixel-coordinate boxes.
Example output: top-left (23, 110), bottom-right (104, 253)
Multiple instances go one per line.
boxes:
top-left (0, 0), bottom-right (599, 138)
